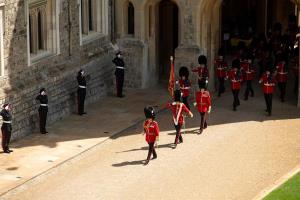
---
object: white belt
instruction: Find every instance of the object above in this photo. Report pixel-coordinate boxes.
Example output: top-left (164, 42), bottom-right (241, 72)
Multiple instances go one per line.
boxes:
top-left (78, 85), bottom-right (86, 89)
top-left (116, 66), bottom-right (124, 69)
top-left (3, 121), bottom-right (11, 124)
top-left (40, 104), bottom-right (48, 106)
top-left (278, 72), bottom-right (287, 74)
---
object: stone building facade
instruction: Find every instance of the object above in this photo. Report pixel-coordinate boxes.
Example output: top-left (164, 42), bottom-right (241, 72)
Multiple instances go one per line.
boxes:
top-left (115, 0), bottom-right (300, 106)
top-left (0, 0), bottom-right (115, 140)
top-left (1, 0), bottom-right (300, 141)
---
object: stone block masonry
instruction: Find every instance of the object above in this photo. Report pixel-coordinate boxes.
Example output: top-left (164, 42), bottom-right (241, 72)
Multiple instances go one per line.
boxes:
top-left (0, 0), bottom-right (116, 141)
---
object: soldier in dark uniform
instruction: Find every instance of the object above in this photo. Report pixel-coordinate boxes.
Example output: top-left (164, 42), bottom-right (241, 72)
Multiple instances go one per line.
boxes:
top-left (112, 51), bottom-right (125, 98)
top-left (77, 69), bottom-right (87, 115)
top-left (36, 88), bottom-right (48, 134)
top-left (0, 103), bottom-right (13, 153)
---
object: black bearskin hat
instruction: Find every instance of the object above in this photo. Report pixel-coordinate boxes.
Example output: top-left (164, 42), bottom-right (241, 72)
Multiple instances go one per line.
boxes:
top-left (173, 90), bottom-right (182, 102)
top-left (232, 59), bottom-right (240, 69)
top-left (198, 55), bottom-right (207, 65)
top-left (198, 81), bottom-right (207, 90)
top-left (144, 106), bottom-right (155, 119)
top-left (179, 66), bottom-right (189, 79)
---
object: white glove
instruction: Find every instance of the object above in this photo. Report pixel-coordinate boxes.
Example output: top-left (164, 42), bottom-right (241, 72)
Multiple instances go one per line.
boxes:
top-left (208, 106), bottom-right (211, 114)
top-left (193, 102), bottom-right (197, 107)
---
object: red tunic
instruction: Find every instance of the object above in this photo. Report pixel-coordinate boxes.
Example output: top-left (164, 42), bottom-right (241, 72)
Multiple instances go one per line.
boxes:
top-left (240, 60), bottom-right (255, 81)
top-left (179, 79), bottom-right (190, 97)
top-left (227, 70), bottom-right (243, 90)
top-left (260, 74), bottom-right (276, 94)
top-left (192, 66), bottom-right (209, 80)
top-left (214, 59), bottom-right (228, 78)
top-left (276, 62), bottom-right (288, 83)
top-left (166, 102), bottom-right (190, 126)
top-left (195, 91), bottom-right (211, 113)
top-left (143, 119), bottom-right (159, 143)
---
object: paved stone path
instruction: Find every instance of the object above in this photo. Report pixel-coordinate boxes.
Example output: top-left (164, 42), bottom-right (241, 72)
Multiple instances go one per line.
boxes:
top-left (1, 82), bottom-right (300, 200)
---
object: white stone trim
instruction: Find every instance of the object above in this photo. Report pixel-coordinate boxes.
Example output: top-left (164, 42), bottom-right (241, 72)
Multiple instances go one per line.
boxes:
top-left (79, 0), bottom-right (109, 46)
top-left (26, 0), bottom-right (60, 66)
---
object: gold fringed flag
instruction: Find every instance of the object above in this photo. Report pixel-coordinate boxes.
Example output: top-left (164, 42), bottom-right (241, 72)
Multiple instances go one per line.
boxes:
top-left (168, 56), bottom-right (175, 97)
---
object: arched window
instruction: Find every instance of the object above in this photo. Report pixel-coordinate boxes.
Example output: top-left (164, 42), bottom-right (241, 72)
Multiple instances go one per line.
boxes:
top-left (128, 2), bottom-right (134, 35)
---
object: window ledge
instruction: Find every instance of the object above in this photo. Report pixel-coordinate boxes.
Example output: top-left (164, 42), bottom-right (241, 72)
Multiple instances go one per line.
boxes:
top-left (30, 51), bottom-right (55, 65)
top-left (81, 32), bottom-right (106, 45)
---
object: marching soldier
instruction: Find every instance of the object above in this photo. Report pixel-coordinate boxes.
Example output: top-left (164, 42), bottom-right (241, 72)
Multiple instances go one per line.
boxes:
top-left (192, 55), bottom-right (209, 89)
top-left (227, 59), bottom-right (243, 111)
top-left (275, 54), bottom-right (288, 102)
top-left (194, 81), bottom-right (211, 134)
top-left (214, 55), bottom-right (228, 97)
top-left (1, 103), bottom-right (12, 153)
top-left (36, 88), bottom-right (48, 134)
top-left (179, 66), bottom-right (191, 110)
top-left (112, 51), bottom-right (125, 98)
top-left (77, 69), bottom-right (87, 115)
top-left (241, 59), bottom-right (255, 100)
top-left (259, 69), bottom-right (276, 116)
top-left (143, 106), bottom-right (159, 165)
top-left (166, 90), bottom-right (193, 148)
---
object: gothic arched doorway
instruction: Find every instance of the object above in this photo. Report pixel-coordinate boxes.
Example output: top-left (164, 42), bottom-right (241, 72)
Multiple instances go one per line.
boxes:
top-left (158, 0), bottom-right (178, 80)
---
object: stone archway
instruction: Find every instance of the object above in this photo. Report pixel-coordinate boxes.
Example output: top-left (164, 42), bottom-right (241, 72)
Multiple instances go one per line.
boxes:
top-left (158, 0), bottom-right (179, 80)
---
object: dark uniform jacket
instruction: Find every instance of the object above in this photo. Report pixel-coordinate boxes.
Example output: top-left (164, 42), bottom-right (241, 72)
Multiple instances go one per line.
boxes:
top-left (112, 57), bottom-right (125, 77)
top-left (36, 95), bottom-right (48, 112)
top-left (0, 109), bottom-right (12, 131)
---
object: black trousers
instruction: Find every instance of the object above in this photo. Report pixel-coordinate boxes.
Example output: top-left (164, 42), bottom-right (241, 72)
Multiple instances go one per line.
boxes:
top-left (200, 112), bottom-right (208, 130)
top-left (77, 88), bottom-right (86, 115)
top-left (1, 124), bottom-right (12, 151)
top-left (244, 80), bottom-right (254, 99)
top-left (218, 77), bottom-right (225, 96)
top-left (232, 89), bottom-right (240, 109)
top-left (182, 96), bottom-right (190, 110)
top-left (116, 73), bottom-right (124, 97)
top-left (174, 124), bottom-right (183, 144)
top-left (39, 107), bottom-right (48, 133)
top-left (146, 142), bottom-right (157, 160)
top-left (278, 82), bottom-right (286, 102)
top-left (264, 93), bottom-right (273, 114)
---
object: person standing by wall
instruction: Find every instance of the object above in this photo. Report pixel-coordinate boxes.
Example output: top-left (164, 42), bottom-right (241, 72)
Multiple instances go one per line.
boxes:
top-left (112, 51), bottom-right (125, 98)
top-left (36, 88), bottom-right (48, 134)
top-left (1, 103), bottom-right (13, 154)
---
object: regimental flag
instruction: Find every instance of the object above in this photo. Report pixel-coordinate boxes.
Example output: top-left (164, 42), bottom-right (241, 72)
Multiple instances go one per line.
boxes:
top-left (168, 56), bottom-right (175, 97)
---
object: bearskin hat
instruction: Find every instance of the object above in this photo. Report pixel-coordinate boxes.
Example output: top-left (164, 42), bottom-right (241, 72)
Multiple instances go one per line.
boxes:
top-left (144, 106), bottom-right (156, 119)
top-left (179, 66), bottom-right (189, 79)
top-left (198, 55), bottom-right (207, 65)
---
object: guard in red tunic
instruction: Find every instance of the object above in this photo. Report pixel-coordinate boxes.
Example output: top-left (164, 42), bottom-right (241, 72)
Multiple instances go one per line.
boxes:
top-left (194, 82), bottom-right (211, 134)
top-left (167, 90), bottom-right (193, 148)
top-left (259, 69), bottom-right (276, 116)
top-left (227, 59), bottom-right (243, 111)
top-left (179, 66), bottom-right (191, 110)
top-left (192, 55), bottom-right (209, 89)
top-left (143, 106), bottom-right (159, 165)
top-left (275, 55), bottom-right (288, 102)
top-left (241, 59), bottom-right (255, 100)
top-left (214, 55), bottom-right (228, 97)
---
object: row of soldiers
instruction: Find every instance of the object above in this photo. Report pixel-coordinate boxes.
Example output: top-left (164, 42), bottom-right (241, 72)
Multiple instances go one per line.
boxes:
top-left (1, 52), bottom-right (126, 154)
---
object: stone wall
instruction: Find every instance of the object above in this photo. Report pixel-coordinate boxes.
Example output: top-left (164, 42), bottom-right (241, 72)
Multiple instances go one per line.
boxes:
top-left (0, 0), bottom-right (115, 141)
